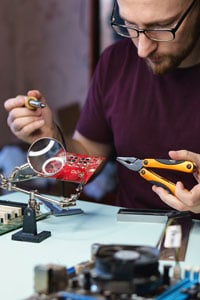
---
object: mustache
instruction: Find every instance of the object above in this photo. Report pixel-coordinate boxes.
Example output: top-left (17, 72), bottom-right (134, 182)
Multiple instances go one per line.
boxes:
top-left (148, 54), bottom-right (167, 61)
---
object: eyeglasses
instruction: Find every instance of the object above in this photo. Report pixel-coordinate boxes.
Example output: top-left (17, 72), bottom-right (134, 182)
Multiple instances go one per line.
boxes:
top-left (110, 0), bottom-right (197, 42)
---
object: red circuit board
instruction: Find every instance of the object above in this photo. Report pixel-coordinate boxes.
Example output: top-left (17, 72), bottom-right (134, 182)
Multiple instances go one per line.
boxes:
top-left (45, 152), bottom-right (105, 184)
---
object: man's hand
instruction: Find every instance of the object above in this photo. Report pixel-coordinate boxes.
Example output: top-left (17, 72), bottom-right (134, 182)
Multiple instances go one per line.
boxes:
top-left (4, 90), bottom-right (59, 144)
top-left (152, 150), bottom-right (200, 214)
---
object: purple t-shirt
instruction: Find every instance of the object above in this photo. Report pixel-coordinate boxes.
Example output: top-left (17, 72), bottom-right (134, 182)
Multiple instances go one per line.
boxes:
top-left (77, 39), bottom-right (200, 211)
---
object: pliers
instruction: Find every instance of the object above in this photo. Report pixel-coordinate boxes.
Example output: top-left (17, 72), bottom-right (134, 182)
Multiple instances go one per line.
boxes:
top-left (117, 157), bottom-right (195, 194)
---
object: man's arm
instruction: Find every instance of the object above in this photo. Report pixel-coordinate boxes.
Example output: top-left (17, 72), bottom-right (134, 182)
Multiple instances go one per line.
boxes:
top-left (4, 90), bottom-right (112, 158)
top-left (70, 130), bottom-right (112, 157)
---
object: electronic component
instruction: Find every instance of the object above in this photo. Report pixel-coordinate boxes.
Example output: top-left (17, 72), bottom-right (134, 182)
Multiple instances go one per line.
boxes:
top-left (27, 244), bottom-right (161, 299)
top-left (25, 241), bottom-right (200, 300)
top-left (92, 244), bottom-right (161, 296)
top-left (0, 204), bottom-right (22, 224)
top-left (27, 137), bottom-right (106, 184)
top-left (53, 152), bottom-right (105, 184)
top-left (34, 264), bottom-right (68, 295)
top-left (0, 200), bottom-right (48, 236)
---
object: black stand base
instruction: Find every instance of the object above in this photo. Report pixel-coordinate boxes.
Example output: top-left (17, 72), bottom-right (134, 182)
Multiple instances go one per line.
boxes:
top-left (11, 206), bottom-right (51, 243)
top-left (12, 230), bottom-right (51, 243)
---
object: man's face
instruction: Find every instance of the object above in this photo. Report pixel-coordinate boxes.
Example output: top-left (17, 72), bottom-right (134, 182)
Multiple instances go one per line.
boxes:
top-left (117, 0), bottom-right (200, 75)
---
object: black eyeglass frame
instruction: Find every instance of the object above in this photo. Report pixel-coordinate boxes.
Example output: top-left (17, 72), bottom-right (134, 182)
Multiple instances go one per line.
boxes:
top-left (110, 0), bottom-right (197, 42)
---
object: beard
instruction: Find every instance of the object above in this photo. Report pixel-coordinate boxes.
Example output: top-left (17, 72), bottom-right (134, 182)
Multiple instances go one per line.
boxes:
top-left (145, 17), bottom-right (200, 75)
top-left (145, 52), bottom-right (188, 75)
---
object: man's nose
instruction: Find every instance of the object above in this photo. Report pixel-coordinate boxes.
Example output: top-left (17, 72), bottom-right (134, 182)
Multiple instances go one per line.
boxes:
top-left (136, 34), bottom-right (158, 58)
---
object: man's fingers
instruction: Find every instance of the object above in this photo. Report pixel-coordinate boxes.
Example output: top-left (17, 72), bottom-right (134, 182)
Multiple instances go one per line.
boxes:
top-left (10, 116), bottom-right (44, 133)
top-left (152, 185), bottom-right (185, 210)
top-left (27, 90), bottom-right (43, 101)
top-left (4, 96), bottom-right (25, 111)
top-left (169, 150), bottom-right (200, 166)
top-left (153, 181), bottom-right (200, 214)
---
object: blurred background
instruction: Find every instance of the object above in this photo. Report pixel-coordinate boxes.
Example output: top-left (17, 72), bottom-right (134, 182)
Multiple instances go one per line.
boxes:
top-left (0, 0), bottom-right (114, 146)
top-left (0, 0), bottom-right (118, 203)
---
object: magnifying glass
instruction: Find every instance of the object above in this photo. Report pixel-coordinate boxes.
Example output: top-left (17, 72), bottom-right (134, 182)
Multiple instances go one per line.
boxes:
top-left (27, 138), bottom-right (66, 177)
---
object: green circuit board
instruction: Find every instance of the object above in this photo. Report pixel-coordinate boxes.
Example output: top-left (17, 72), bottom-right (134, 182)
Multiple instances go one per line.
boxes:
top-left (0, 199), bottom-right (49, 235)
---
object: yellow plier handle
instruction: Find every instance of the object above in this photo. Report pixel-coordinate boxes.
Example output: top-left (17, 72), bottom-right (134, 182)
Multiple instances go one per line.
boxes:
top-left (143, 159), bottom-right (195, 173)
top-left (139, 168), bottom-right (176, 194)
top-left (140, 159), bottom-right (195, 194)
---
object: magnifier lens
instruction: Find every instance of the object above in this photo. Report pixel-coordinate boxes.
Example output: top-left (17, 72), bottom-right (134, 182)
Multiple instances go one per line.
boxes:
top-left (27, 138), bottom-right (66, 176)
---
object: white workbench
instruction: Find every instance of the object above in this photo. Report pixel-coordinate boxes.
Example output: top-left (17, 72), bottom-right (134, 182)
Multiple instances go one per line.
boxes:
top-left (0, 192), bottom-right (200, 300)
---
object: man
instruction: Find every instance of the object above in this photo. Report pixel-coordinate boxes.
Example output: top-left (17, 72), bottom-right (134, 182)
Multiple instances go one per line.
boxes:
top-left (4, 0), bottom-right (200, 215)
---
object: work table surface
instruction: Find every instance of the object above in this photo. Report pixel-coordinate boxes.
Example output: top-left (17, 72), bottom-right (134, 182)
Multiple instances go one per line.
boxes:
top-left (0, 192), bottom-right (200, 300)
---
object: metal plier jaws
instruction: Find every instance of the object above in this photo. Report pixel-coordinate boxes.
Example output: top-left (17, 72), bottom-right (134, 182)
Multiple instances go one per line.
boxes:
top-left (117, 157), bottom-right (195, 194)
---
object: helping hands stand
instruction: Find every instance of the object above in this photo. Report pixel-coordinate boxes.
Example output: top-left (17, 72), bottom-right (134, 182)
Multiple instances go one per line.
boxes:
top-left (12, 191), bottom-right (51, 243)
top-left (0, 137), bottom-right (105, 243)
top-left (0, 174), bottom-right (84, 243)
